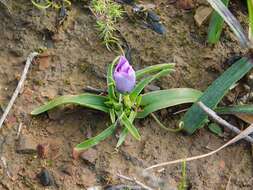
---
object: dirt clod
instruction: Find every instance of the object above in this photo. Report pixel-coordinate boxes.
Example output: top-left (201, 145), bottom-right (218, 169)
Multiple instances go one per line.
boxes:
top-left (80, 148), bottom-right (98, 164)
top-left (16, 134), bottom-right (37, 154)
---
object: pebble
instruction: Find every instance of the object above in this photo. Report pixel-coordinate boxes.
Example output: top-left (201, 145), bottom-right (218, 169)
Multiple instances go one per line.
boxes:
top-left (80, 148), bottom-right (98, 164)
top-left (194, 6), bottom-right (213, 27)
top-left (37, 143), bottom-right (50, 158)
top-left (16, 134), bottom-right (37, 154)
top-left (37, 169), bottom-right (54, 186)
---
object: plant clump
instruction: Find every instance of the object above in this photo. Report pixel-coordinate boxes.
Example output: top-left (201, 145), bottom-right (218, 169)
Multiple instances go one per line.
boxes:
top-left (90, 0), bottom-right (124, 50)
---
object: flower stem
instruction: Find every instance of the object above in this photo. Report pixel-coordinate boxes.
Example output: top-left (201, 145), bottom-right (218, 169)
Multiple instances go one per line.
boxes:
top-left (150, 113), bottom-right (183, 132)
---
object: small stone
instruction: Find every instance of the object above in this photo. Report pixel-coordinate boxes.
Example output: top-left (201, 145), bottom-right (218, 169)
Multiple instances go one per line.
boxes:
top-left (80, 148), bottom-right (98, 164)
top-left (16, 134), bottom-right (37, 154)
top-left (194, 6), bottom-right (213, 27)
top-left (37, 143), bottom-right (50, 159)
top-left (37, 169), bottom-right (54, 186)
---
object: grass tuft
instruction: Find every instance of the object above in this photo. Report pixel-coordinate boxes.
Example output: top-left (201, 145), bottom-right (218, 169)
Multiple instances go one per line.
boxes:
top-left (90, 0), bottom-right (123, 50)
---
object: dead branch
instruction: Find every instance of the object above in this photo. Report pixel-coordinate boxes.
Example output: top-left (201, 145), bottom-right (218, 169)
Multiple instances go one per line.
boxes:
top-left (0, 52), bottom-right (38, 129)
top-left (197, 101), bottom-right (253, 143)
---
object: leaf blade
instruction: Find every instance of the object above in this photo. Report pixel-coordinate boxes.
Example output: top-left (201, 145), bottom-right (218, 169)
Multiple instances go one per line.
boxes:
top-left (206, 0), bottom-right (249, 47)
top-left (120, 112), bottom-right (141, 140)
top-left (75, 123), bottom-right (116, 151)
top-left (137, 88), bottom-right (202, 118)
top-left (107, 56), bottom-right (120, 100)
top-left (136, 63), bottom-right (175, 80)
top-left (31, 94), bottom-right (109, 115)
top-left (181, 57), bottom-right (253, 134)
top-left (207, 0), bottom-right (230, 44)
top-left (215, 104), bottom-right (253, 115)
top-left (130, 68), bottom-right (174, 102)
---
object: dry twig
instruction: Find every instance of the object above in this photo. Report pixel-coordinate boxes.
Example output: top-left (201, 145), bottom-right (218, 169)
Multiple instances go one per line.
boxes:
top-left (197, 101), bottom-right (253, 143)
top-left (145, 116), bottom-right (253, 170)
top-left (117, 172), bottom-right (154, 190)
top-left (16, 123), bottom-right (23, 140)
top-left (0, 156), bottom-right (11, 179)
top-left (0, 52), bottom-right (38, 129)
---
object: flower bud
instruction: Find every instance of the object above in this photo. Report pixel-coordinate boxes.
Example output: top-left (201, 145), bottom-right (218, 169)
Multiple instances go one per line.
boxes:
top-left (113, 56), bottom-right (136, 93)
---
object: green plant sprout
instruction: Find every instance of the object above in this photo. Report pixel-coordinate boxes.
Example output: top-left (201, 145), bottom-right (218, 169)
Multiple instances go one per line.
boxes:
top-left (31, 56), bottom-right (201, 154)
top-left (178, 160), bottom-right (187, 190)
top-left (207, 0), bottom-right (253, 45)
top-left (90, 0), bottom-right (124, 50)
top-left (181, 0), bottom-right (253, 134)
top-left (207, 0), bottom-right (229, 44)
top-left (31, 0), bottom-right (71, 10)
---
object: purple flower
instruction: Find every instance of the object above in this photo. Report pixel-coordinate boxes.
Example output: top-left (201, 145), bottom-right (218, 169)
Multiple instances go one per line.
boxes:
top-left (114, 56), bottom-right (136, 93)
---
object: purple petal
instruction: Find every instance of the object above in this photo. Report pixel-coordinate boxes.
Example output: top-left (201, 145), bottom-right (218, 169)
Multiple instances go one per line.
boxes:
top-left (113, 56), bottom-right (136, 93)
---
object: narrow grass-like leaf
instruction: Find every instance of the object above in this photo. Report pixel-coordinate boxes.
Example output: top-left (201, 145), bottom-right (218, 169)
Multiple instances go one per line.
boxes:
top-left (116, 111), bottom-right (136, 147)
top-left (207, 0), bottom-right (229, 44)
top-left (107, 56), bottom-right (120, 100)
top-left (247, 0), bottom-right (253, 41)
top-left (116, 127), bottom-right (128, 148)
top-left (31, 94), bottom-right (109, 115)
top-left (182, 57), bottom-right (253, 134)
top-left (119, 112), bottom-right (141, 140)
top-left (130, 68), bottom-right (174, 102)
top-left (137, 88), bottom-right (202, 118)
top-left (215, 104), bottom-right (253, 114)
top-left (208, 123), bottom-right (223, 136)
top-left (75, 123), bottom-right (116, 151)
top-left (136, 63), bottom-right (175, 80)
top-left (206, 0), bottom-right (249, 47)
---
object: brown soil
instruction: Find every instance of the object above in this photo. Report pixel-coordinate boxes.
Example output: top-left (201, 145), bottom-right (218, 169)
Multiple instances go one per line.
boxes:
top-left (0, 0), bottom-right (252, 189)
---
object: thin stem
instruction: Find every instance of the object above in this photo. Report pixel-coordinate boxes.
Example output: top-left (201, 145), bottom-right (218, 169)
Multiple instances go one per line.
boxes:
top-left (119, 94), bottom-right (122, 104)
top-left (150, 113), bottom-right (183, 132)
top-left (197, 101), bottom-right (253, 143)
top-left (117, 172), bottom-right (154, 190)
top-left (247, 0), bottom-right (253, 42)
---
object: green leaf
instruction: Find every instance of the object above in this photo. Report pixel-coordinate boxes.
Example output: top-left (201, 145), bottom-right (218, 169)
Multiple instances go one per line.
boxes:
top-left (130, 68), bottom-right (174, 103)
top-left (215, 104), bottom-right (253, 115)
top-left (207, 0), bottom-right (229, 44)
top-left (119, 112), bottom-right (141, 140)
top-left (247, 0), bottom-right (253, 41)
top-left (206, 0), bottom-right (249, 47)
top-left (116, 111), bottom-right (136, 147)
top-left (107, 56), bottom-right (120, 100)
top-left (181, 57), bottom-right (253, 134)
top-left (208, 123), bottom-right (223, 136)
top-left (31, 93), bottom-right (109, 115)
top-left (75, 123), bottom-right (116, 151)
top-left (137, 88), bottom-right (202, 118)
top-left (136, 63), bottom-right (175, 80)
top-left (116, 127), bottom-right (128, 148)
